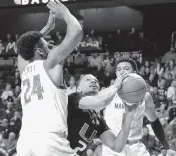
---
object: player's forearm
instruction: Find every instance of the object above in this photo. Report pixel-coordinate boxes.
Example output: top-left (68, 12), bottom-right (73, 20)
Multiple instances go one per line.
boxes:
top-left (40, 26), bottom-right (52, 37)
top-left (112, 113), bottom-right (133, 152)
top-left (151, 118), bottom-right (170, 150)
top-left (64, 13), bottom-right (83, 41)
top-left (98, 85), bottom-right (117, 105)
top-left (79, 86), bottom-right (117, 110)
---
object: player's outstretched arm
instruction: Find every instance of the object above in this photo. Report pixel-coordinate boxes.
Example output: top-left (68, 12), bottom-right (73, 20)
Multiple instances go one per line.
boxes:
top-left (79, 85), bottom-right (118, 111)
top-left (99, 104), bottom-right (136, 153)
top-left (144, 92), bottom-right (176, 155)
top-left (45, 0), bottom-right (83, 68)
top-left (78, 76), bottom-right (126, 111)
top-left (40, 11), bottom-right (56, 38)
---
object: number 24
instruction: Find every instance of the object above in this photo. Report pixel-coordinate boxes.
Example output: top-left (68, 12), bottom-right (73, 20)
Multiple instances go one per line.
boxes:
top-left (23, 74), bottom-right (44, 104)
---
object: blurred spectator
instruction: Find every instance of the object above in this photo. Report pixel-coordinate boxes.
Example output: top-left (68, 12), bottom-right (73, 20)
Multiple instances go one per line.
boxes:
top-left (0, 110), bottom-right (7, 121)
top-left (0, 118), bottom-right (9, 139)
top-left (162, 47), bottom-right (176, 64)
top-left (67, 76), bottom-right (77, 95)
top-left (0, 149), bottom-right (8, 156)
top-left (1, 84), bottom-right (13, 102)
top-left (158, 148), bottom-right (167, 156)
top-left (151, 87), bottom-right (160, 108)
top-left (55, 32), bottom-right (63, 45)
top-left (3, 132), bottom-right (17, 156)
top-left (165, 60), bottom-right (176, 79)
top-left (148, 73), bottom-right (158, 87)
top-left (156, 62), bottom-right (165, 78)
top-left (6, 34), bottom-right (12, 42)
top-left (88, 53), bottom-right (102, 70)
top-left (6, 102), bottom-right (14, 120)
top-left (14, 34), bottom-right (19, 41)
top-left (168, 117), bottom-right (176, 138)
top-left (155, 103), bottom-right (168, 119)
top-left (141, 127), bottom-right (157, 154)
top-left (167, 79), bottom-right (176, 105)
top-left (168, 105), bottom-right (176, 124)
top-left (126, 28), bottom-right (139, 51)
top-left (157, 78), bottom-right (167, 103)
top-left (13, 85), bottom-right (21, 99)
top-left (165, 73), bottom-right (173, 89)
top-left (14, 70), bottom-right (21, 86)
top-left (74, 51), bottom-right (84, 66)
top-left (11, 111), bottom-right (21, 134)
top-left (0, 133), bottom-right (5, 149)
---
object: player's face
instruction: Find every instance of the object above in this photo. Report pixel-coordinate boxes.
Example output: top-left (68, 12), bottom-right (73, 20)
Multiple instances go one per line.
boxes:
top-left (116, 62), bottom-right (134, 78)
top-left (79, 75), bottom-right (100, 94)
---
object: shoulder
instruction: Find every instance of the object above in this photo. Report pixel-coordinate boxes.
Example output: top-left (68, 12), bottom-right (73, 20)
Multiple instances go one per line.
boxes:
top-left (68, 92), bottom-right (83, 108)
top-left (68, 92), bottom-right (82, 99)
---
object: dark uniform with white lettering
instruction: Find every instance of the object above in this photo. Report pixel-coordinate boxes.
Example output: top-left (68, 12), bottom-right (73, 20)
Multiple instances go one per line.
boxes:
top-left (67, 92), bottom-right (109, 156)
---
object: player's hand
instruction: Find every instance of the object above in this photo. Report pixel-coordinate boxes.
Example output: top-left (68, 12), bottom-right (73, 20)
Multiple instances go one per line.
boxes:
top-left (47, 0), bottom-right (70, 19)
top-left (46, 11), bottom-right (56, 31)
top-left (167, 149), bottom-right (176, 156)
top-left (114, 74), bottom-right (128, 90)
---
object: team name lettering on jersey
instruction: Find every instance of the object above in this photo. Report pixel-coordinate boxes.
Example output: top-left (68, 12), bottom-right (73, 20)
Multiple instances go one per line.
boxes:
top-left (115, 103), bottom-right (124, 109)
top-left (23, 65), bottom-right (36, 75)
top-left (74, 123), bottom-right (97, 154)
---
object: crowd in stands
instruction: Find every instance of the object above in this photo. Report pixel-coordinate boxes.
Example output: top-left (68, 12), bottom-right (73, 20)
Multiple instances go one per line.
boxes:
top-left (0, 28), bottom-right (175, 156)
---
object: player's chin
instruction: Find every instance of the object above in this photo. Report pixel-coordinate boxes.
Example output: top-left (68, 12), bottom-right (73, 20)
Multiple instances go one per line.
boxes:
top-left (90, 88), bottom-right (99, 94)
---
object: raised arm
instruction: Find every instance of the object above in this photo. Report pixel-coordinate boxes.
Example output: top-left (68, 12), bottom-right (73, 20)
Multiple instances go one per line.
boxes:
top-left (79, 85), bottom-right (118, 111)
top-left (99, 104), bottom-right (136, 153)
top-left (40, 11), bottom-right (56, 38)
top-left (45, 0), bottom-right (83, 69)
top-left (79, 76), bottom-right (126, 111)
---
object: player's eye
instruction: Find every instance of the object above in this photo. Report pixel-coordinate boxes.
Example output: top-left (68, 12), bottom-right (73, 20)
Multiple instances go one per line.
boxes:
top-left (124, 67), bottom-right (130, 70)
top-left (116, 68), bottom-right (121, 71)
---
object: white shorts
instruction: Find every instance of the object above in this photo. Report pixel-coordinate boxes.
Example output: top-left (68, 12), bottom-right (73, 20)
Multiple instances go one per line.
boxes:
top-left (102, 142), bottom-right (150, 156)
top-left (16, 133), bottom-right (76, 156)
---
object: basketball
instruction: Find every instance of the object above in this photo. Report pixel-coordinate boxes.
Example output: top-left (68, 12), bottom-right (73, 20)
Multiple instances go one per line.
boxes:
top-left (117, 73), bottom-right (147, 104)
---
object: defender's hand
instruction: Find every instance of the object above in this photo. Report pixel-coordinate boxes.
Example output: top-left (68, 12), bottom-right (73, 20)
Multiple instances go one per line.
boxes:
top-left (47, 0), bottom-right (70, 19)
top-left (46, 11), bottom-right (56, 31)
top-left (114, 74), bottom-right (128, 90)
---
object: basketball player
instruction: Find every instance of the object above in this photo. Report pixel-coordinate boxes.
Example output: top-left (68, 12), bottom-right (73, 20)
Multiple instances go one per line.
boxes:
top-left (16, 0), bottom-right (83, 156)
top-left (67, 74), bottom-right (137, 156)
top-left (102, 57), bottom-right (176, 156)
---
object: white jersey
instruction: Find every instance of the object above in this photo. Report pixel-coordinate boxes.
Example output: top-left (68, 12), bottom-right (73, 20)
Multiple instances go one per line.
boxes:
top-left (17, 60), bottom-right (75, 156)
top-left (102, 93), bottom-right (146, 155)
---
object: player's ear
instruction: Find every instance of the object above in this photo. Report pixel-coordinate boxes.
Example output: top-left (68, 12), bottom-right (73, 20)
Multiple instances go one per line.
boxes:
top-left (36, 48), bottom-right (46, 57)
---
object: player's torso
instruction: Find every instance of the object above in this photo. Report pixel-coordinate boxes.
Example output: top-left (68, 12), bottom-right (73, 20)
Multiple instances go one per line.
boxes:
top-left (104, 93), bottom-right (146, 141)
top-left (67, 105), bottom-right (103, 156)
top-left (103, 93), bottom-right (125, 136)
top-left (20, 60), bottom-right (68, 136)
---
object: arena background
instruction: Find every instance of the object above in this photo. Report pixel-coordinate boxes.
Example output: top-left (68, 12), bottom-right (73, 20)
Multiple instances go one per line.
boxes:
top-left (0, 0), bottom-right (176, 156)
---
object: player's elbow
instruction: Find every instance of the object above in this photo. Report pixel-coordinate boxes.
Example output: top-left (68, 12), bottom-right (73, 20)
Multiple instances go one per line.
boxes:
top-left (110, 144), bottom-right (123, 153)
top-left (72, 23), bottom-right (83, 41)
top-left (75, 27), bottom-right (83, 42)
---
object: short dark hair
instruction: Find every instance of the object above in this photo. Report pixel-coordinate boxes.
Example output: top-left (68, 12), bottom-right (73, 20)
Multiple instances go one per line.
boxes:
top-left (115, 57), bottom-right (138, 72)
top-left (16, 31), bottom-right (42, 60)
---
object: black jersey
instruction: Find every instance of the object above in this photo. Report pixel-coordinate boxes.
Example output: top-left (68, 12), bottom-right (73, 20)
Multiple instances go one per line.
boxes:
top-left (67, 92), bottom-right (109, 156)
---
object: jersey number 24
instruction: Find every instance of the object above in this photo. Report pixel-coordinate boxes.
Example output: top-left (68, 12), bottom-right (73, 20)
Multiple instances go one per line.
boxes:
top-left (22, 74), bottom-right (44, 104)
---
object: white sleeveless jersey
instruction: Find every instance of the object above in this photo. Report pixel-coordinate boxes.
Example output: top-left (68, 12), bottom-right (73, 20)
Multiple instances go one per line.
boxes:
top-left (20, 60), bottom-right (68, 136)
top-left (102, 93), bottom-right (146, 155)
